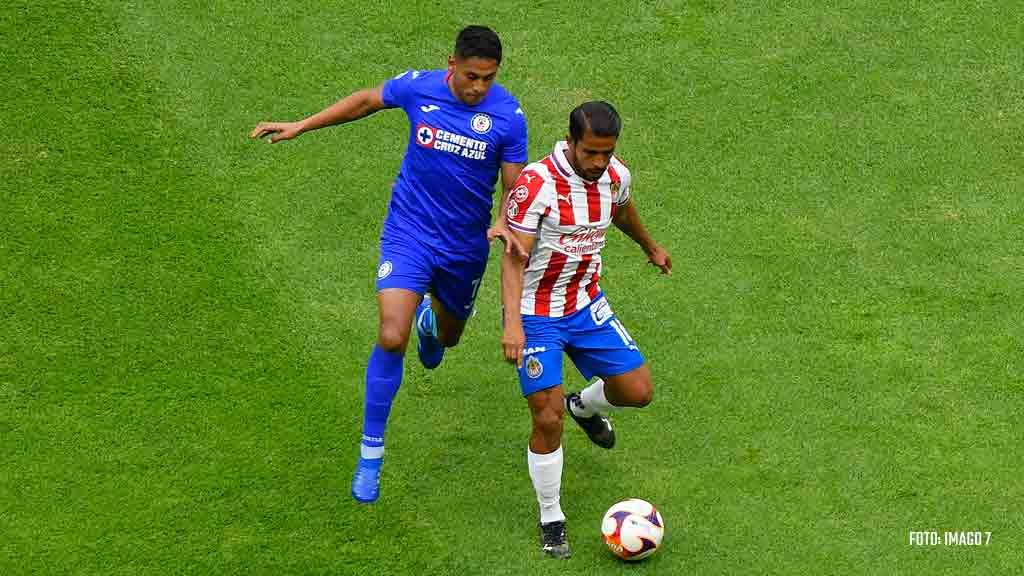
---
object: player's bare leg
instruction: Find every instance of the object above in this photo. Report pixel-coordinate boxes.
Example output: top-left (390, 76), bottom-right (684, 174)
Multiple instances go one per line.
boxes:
top-left (526, 386), bottom-right (571, 559)
top-left (566, 364), bottom-right (652, 449)
top-left (377, 288), bottom-right (421, 352)
top-left (352, 288), bottom-right (420, 503)
top-left (431, 298), bottom-right (469, 348)
top-left (414, 294), bottom-right (468, 369)
top-left (602, 364), bottom-right (654, 407)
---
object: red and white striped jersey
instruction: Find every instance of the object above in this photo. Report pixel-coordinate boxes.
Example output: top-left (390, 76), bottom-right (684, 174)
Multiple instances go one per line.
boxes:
top-left (505, 141), bottom-right (632, 317)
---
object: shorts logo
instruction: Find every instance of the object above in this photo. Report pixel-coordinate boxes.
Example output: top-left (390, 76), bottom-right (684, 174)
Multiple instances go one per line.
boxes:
top-left (525, 355), bottom-right (544, 379)
top-left (377, 260), bottom-right (393, 279)
top-left (471, 113), bottom-right (492, 134)
top-left (506, 202), bottom-right (519, 218)
top-left (512, 185), bottom-right (530, 202)
top-left (590, 297), bottom-right (613, 325)
top-left (416, 123), bottom-right (436, 147)
top-left (524, 346), bottom-right (547, 355)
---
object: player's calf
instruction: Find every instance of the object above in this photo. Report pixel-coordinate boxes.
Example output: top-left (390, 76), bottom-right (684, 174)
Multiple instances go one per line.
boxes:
top-left (604, 364), bottom-right (653, 408)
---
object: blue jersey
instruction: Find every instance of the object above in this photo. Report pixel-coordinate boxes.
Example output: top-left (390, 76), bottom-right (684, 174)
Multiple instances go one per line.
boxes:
top-left (381, 69), bottom-right (528, 253)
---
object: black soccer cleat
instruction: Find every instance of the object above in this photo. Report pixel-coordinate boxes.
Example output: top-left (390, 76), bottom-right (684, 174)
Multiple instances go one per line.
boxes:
top-left (539, 520), bottom-right (572, 559)
top-left (565, 392), bottom-right (615, 449)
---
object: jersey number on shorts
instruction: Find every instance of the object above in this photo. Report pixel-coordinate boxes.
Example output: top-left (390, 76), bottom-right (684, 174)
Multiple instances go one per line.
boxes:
top-left (609, 318), bottom-right (638, 351)
top-left (466, 277), bottom-right (482, 309)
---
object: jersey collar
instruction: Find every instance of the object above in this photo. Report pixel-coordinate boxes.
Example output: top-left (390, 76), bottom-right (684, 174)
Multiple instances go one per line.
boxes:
top-left (552, 141), bottom-right (578, 180)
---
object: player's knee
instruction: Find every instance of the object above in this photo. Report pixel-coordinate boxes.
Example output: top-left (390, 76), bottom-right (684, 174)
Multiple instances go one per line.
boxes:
top-left (620, 376), bottom-right (653, 407)
top-left (531, 403), bottom-right (564, 437)
top-left (636, 381), bottom-right (653, 407)
top-left (377, 325), bottom-right (409, 353)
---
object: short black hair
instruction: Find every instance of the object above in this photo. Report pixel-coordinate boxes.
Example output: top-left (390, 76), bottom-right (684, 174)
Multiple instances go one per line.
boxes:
top-left (569, 101), bottom-right (621, 141)
top-left (454, 25), bottom-right (502, 64)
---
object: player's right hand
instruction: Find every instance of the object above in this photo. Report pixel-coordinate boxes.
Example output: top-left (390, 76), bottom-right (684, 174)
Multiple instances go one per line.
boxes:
top-left (250, 121), bottom-right (304, 143)
top-left (488, 223), bottom-right (529, 261)
top-left (502, 323), bottom-right (526, 368)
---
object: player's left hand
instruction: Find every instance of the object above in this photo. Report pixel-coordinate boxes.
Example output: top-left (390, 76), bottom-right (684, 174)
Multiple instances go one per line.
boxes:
top-left (502, 322), bottom-right (526, 368)
top-left (646, 244), bottom-right (672, 275)
top-left (488, 223), bottom-right (529, 261)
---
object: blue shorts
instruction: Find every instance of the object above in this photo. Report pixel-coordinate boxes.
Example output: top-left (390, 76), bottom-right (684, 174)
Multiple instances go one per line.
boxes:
top-left (375, 231), bottom-right (486, 321)
top-left (517, 294), bottom-right (645, 396)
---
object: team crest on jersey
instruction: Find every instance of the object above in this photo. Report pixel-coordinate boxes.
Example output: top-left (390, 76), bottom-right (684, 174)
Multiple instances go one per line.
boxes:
top-left (415, 124), bottom-right (436, 147)
top-left (610, 181), bottom-right (621, 197)
top-left (512, 185), bottom-right (530, 202)
top-left (471, 113), bottom-right (492, 134)
top-left (525, 355), bottom-right (544, 379)
top-left (506, 202), bottom-right (519, 218)
top-left (377, 260), bottom-right (393, 279)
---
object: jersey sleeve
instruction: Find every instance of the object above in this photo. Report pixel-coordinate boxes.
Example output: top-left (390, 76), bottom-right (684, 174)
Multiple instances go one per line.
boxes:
top-left (381, 70), bottom-right (420, 110)
top-left (500, 105), bottom-right (529, 164)
top-left (505, 168), bottom-right (550, 235)
top-left (612, 160), bottom-right (632, 206)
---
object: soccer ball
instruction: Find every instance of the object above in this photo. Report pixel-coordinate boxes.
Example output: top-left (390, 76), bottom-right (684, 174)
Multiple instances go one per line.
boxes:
top-left (601, 498), bottom-right (664, 561)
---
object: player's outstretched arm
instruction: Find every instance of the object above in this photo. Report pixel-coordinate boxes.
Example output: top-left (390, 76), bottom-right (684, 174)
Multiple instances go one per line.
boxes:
top-left (488, 162), bottom-right (528, 259)
top-left (612, 199), bottom-right (672, 275)
top-left (250, 86), bottom-right (389, 143)
top-left (500, 229), bottom-right (537, 368)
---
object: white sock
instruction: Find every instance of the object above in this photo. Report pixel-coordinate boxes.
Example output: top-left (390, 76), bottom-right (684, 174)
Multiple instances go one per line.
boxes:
top-left (528, 446), bottom-right (565, 524)
top-left (571, 378), bottom-right (616, 418)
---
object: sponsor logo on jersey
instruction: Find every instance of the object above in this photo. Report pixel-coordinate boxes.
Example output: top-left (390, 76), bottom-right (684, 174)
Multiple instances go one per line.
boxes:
top-left (471, 113), bottom-right (492, 134)
top-left (525, 355), bottom-right (544, 378)
top-left (507, 202), bottom-right (519, 218)
top-left (415, 123), bottom-right (488, 160)
top-left (558, 227), bottom-right (607, 255)
top-left (377, 260), bottom-right (393, 279)
top-left (420, 104), bottom-right (441, 113)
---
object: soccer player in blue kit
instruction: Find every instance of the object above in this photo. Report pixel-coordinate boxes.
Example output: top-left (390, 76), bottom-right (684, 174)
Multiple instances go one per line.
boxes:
top-left (251, 26), bottom-right (528, 503)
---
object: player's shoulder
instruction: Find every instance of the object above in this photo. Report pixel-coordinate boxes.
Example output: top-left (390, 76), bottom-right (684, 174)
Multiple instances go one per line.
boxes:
top-left (609, 154), bottom-right (632, 180)
top-left (390, 68), bottom-right (444, 81)
top-left (484, 83), bottom-right (525, 115)
top-left (511, 158), bottom-right (556, 193)
top-left (387, 68), bottom-right (445, 94)
top-left (522, 157), bottom-right (557, 183)
top-left (609, 154), bottom-right (630, 173)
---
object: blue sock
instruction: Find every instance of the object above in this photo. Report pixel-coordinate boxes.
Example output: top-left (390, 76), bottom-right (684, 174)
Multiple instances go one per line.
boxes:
top-left (360, 345), bottom-right (405, 462)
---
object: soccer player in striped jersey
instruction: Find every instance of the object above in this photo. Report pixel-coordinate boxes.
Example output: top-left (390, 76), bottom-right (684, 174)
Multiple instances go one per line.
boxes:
top-left (499, 101), bottom-right (671, 558)
top-left (252, 26), bottom-right (528, 504)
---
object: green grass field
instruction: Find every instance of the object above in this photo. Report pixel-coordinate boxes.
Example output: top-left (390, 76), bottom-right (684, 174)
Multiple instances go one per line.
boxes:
top-left (3, 1), bottom-right (1022, 574)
